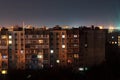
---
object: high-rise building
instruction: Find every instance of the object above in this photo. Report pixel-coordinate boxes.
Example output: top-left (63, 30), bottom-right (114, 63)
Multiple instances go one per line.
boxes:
top-left (0, 28), bottom-right (9, 71)
top-left (25, 28), bottom-right (50, 69)
top-left (79, 26), bottom-right (106, 67)
top-left (0, 25), bottom-right (106, 70)
top-left (106, 29), bottom-right (120, 65)
top-left (49, 26), bottom-right (67, 67)
top-left (66, 28), bottom-right (80, 66)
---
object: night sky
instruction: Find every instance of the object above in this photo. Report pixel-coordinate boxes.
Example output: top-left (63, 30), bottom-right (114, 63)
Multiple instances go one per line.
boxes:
top-left (0, 0), bottom-right (120, 27)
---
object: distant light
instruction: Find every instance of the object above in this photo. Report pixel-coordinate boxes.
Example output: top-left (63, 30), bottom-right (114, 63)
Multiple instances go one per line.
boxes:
top-left (109, 26), bottom-right (114, 33)
top-left (99, 26), bottom-right (103, 29)
top-left (109, 26), bottom-right (114, 30)
top-left (78, 67), bottom-right (84, 71)
top-left (1, 70), bottom-right (7, 74)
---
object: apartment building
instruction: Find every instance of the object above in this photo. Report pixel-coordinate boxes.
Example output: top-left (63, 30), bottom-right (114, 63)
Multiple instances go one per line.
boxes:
top-left (25, 27), bottom-right (50, 69)
top-left (0, 28), bottom-right (9, 71)
top-left (66, 28), bottom-right (80, 66)
top-left (49, 26), bottom-right (67, 67)
top-left (79, 26), bottom-right (106, 67)
top-left (0, 25), bottom-right (106, 70)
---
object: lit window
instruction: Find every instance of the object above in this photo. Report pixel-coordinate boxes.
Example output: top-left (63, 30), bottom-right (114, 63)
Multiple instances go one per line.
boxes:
top-left (9, 35), bottom-right (12, 39)
top-left (2, 55), bottom-right (7, 59)
top-left (50, 50), bottom-right (54, 54)
top-left (56, 60), bottom-right (60, 63)
top-left (21, 50), bottom-right (24, 54)
top-left (115, 41), bottom-right (117, 44)
top-left (74, 54), bottom-right (79, 58)
top-left (112, 42), bottom-right (114, 44)
top-left (39, 40), bottom-right (43, 43)
top-left (9, 40), bottom-right (12, 44)
top-left (112, 36), bottom-right (114, 39)
top-left (74, 44), bottom-right (78, 46)
top-left (78, 67), bottom-right (84, 71)
top-left (62, 45), bottom-right (65, 48)
top-left (37, 54), bottom-right (43, 59)
top-left (62, 35), bottom-right (65, 38)
top-left (85, 44), bottom-right (88, 47)
top-left (85, 67), bottom-right (88, 71)
top-left (118, 36), bottom-right (120, 46)
top-left (67, 59), bottom-right (72, 63)
top-left (74, 35), bottom-right (77, 38)
top-left (1, 35), bottom-right (7, 39)
top-left (1, 70), bottom-right (7, 74)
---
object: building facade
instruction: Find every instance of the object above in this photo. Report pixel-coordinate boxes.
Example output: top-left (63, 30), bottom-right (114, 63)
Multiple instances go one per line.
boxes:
top-left (49, 26), bottom-right (67, 67)
top-left (79, 27), bottom-right (106, 67)
top-left (66, 28), bottom-right (80, 66)
top-left (0, 25), bottom-right (106, 70)
top-left (0, 28), bottom-right (9, 71)
top-left (25, 28), bottom-right (50, 69)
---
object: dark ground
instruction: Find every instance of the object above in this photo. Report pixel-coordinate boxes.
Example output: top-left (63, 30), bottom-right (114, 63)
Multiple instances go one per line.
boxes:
top-left (0, 64), bottom-right (120, 80)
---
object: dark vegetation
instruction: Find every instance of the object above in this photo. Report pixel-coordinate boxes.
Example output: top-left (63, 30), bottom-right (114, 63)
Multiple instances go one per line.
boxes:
top-left (1, 63), bottom-right (120, 80)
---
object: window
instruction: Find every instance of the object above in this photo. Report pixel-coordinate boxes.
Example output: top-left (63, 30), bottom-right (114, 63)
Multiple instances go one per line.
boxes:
top-left (112, 42), bottom-right (114, 44)
top-left (50, 50), bottom-right (54, 54)
top-left (9, 40), bottom-right (12, 44)
top-left (2, 55), bottom-right (7, 59)
top-left (118, 36), bottom-right (120, 46)
top-left (1, 35), bottom-right (7, 39)
top-left (9, 35), bottom-right (12, 39)
top-left (74, 44), bottom-right (78, 47)
top-left (56, 60), bottom-right (60, 63)
top-left (62, 45), bottom-right (65, 48)
top-left (62, 35), bottom-right (65, 38)
top-left (39, 40), bottom-right (43, 43)
top-left (21, 50), bottom-right (24, 54)
top-left (85, 44), bottom-right (88, 48)
top-left (37, 54), bottom-right (43, 59)
top-left (112, 36), bottom-right (114, 39)
top-left (74, 35), bottom-right (77, 38)
top-left (115, 41), bottom-right (117, 44)
top-left (74, 54), bottom-right (79, 59)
